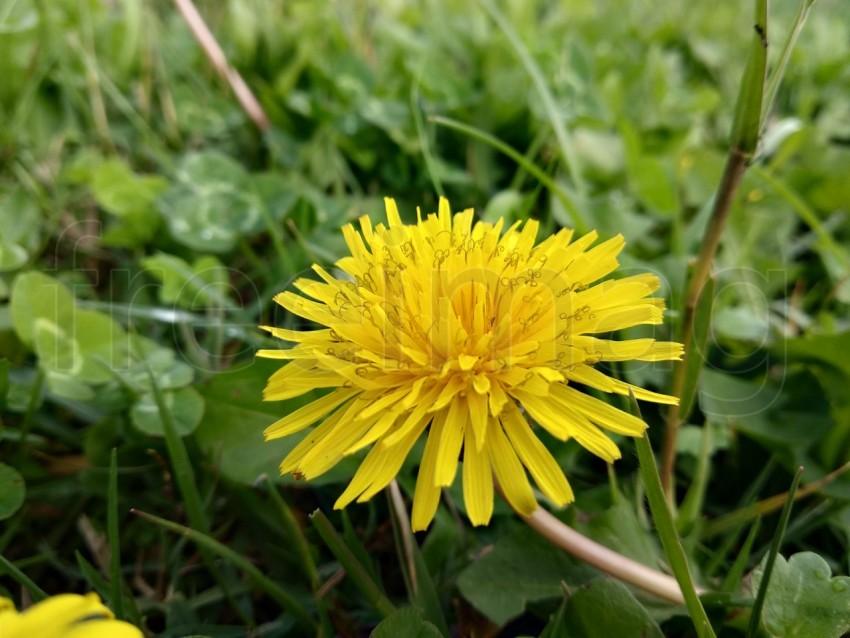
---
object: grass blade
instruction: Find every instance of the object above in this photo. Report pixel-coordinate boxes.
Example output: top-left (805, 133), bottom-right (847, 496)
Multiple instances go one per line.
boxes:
top-left (107, 448), bottom-right (125, 620)
top-left (746, 467), bottom-right (804, 638)
top-left (762, 0), bottom-right (818, 123)
top-left (0, 553), bottom-right (47, 602)
top-left (478, 0), bottom-right (586, 197)
top-left (262, 476), bottom-right (320, 590)
top-left (387, 481), bottom-right (450, 637)
top-left (310, 509), bottom-right (396, 619)
top-left (132, 508), bottom-right (316, 630)
top-left (632, 393), bottom-right (717, 638)
top-left (145, 365), bottom-right (252, 625)
top-left (722, 517), bottom-right (762, 593)
top-left (702, 462), bottom-right (850, 539)
top-left (429, 115), bottom-right (587, 233)
top-left (411, 72), bottom-right (444, 198)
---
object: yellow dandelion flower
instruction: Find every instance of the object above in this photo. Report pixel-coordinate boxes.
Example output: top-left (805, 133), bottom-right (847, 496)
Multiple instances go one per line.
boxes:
top-left (0, 593), bottom-right (142, 638)
top-left (259, 198), bottom-right (682, 531)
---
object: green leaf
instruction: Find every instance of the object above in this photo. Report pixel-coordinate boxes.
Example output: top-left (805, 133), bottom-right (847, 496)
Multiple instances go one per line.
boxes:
top-left (157, 151), bottom-right (264, 253)
top-left (753, 553), bottom-right (850, 638)
top-left (130, 387), bottom-right (205, 437)
top-left (10, 271), bottom-right (77, 348)
top-left (560, 578), bottom-right (663, 638)
top-left (0, 188), bottom-right (41, 272)
top-left (141, 252), bottom-right (235, 310)
top-left (90, 158), bottom-right (168, 217)
top-left (457, 525), bottom-right (589, 625)
top-left (0, 463), bottom-right (25, 520)
top-left (119, 346), bottom-right (194, 394)
top-left (371, 607), bottom-right (443, 638)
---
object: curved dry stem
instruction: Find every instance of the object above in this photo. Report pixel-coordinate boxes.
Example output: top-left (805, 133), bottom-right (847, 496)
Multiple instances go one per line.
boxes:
top-left (522, 505), bottom-right (698, 605)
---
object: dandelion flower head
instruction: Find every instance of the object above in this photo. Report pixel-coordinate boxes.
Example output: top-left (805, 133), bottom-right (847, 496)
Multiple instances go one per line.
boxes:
top-left (259, 198), bottom-right (682, 530)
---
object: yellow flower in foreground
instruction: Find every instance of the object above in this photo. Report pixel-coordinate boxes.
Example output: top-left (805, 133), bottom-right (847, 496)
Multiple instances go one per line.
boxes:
top-left (0, 593), bottom-right (142, 638)
top-left (259, 198), bottom-right (682, 531)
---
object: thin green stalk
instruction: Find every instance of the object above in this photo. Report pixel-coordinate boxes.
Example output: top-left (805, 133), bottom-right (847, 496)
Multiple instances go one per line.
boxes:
top-left (661, 0), bottom-right (769, 494)
top-left (702, 462), bottom-right (850, 539)
top-left (0, 553), bottom-right (47, 602)
top-left (633, 395), bottom-right (716, 638)
top-left (429, 115), bottom-right (587, 234)
top-left (107, 449), bottom-right (125, 620)
top-left (132, 509), bottom-right (316, 630)
top-left (746, 467), bottom-right (804, 638)
top-left (310, 509), bottom-right (396, 619)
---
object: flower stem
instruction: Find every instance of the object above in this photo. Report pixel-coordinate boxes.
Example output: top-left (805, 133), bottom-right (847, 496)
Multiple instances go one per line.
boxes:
top-left (661, 0), bottom-right (769, 495)
top-left (520, 505), bottom-right (691, 604)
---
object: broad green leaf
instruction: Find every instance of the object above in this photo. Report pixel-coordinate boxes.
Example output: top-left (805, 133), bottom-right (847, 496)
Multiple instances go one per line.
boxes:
top-left (34, 317), bottom-right (81, 375)
top-left (44, 371), bottom-right (96, 401)
top-left (371, 607), bottom-right (443, 638)
top-left (91, 158), bottom-right (168, 217)
top-left (141, 253), bottom-right (234, 310)
top-left (753, 552), bottom-right (850, 638)
top-left (130, 387), bottom-right (205, 437)
top-left (561, 578), bottom-right (663, 638)
top-left (10, 272), bottom-right (128, 386)
top-left (0, 463), bottom-right (25, 520)
top-left (157, 151), bottom-right (264, 253)
top-left (119, 347), bottom-right (194, 393)
top-left (457, 525), bottom-right (592, 625)
top-left (10, 271), bottom-right (77, 348)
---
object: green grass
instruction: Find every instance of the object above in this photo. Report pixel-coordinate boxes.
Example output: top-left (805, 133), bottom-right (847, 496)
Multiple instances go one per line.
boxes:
top-left (2, 0), bottom-right (850, 636)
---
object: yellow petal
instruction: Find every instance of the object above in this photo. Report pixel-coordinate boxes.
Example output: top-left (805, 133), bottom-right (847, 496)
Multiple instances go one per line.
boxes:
top-left (501, 402), bottom-right (574, 506)
top-left (280, 406), bottom-right (349, 475)
top-left (411, 410), bottom-right (448, 531)
top-left (2, 593), bottom-right (116, 638)
top-left (487, 417), bottom-right (537, 516)
top-left (434, 395), bottom-right (466, 487)
top-left (564, 365), bottom-right (679, 404)
top-left (334, 414), bottom-right (428, 508)
top-left (462, 426), bottom-right (493, 526)
top-left (264, 388), bottom-right (359, 440)
top-left (550, 384), bottom-right (647, 436)
top-left (510, 389), bottom-right (570, 440)
top-left (467, 391), bottom-right (489, 451)
top-left (297, 400), bottom-right (381, 479)
top-left (65, 620), bottom-right (143, 638)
